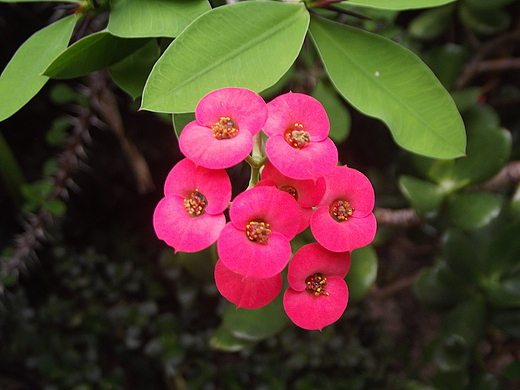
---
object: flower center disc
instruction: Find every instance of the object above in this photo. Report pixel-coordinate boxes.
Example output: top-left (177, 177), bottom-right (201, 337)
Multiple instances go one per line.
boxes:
top-left (245, 220), bottom-right (271, 244)
top-left (305, 273), bottom-right (329, 296)
top-left (212, 117), bottom-right (238, 140)
top-left (184, 190), bottom-right (208, 217)
top-left (329, 199), bottom-right (354, 222)
top-left (279, 185), bottom-right (298, 201)
top-left (284, 123), bottom-right (310, 149)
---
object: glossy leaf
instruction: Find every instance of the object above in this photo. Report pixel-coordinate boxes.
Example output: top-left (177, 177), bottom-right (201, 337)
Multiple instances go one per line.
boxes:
top-left (425, 44), bottom-right (472, 91)
top-left (459, 3), bottom-right (511, 36)
top-left (399, 175), bottom-right (445, 214)
top-left (107, 0), bottom-right (211, 38)
top-left (345, 245), bottom-right (378, 303)
top-left (344, 0), bottom-right (457, 10)
top-left (409, 5), bottom-right (454, 41)
top-left (221, 294), bottom-right (288, 341)
top-left (172, 113), bottom-right (195, 139)
top-left (109, 40), bottom-right (161, 99)
top-left (141, 2), bottom-right (309, 113)
top-left (447, 192), bottom-right (502, 232)
top-left (209, 325), bottom-right (254, 352)
top-left (443, 229), bottom-right (480, 285)
top-left (0, 15), bottom-right (78, 122)
top-left (0, 0), bottom-right (79, 2)
top-left (440, 296), bottom-right (487, 347)
top-left (310, 16), bottom-right (466, 159)
top-left (486, 275), bottom-right (520, 309)
top-left (483, 221), bottom-right (520, 279)
top-left (311, 80), bottom-right (351, 143)
top-left (43, 32), bottom-right (150, 79)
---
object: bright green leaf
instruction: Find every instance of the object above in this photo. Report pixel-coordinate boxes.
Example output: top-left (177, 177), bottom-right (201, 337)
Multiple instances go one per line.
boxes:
top-left (343, 0), bottom-right (457, 10)
top-left (141, 2), bottom-right (309, 113)
top-left (312, 80), bottom-right (351, 143)
top-left (43, 32), bottom-right (150, 79)
top-left (107, 0), bottom-right (211, 38)
top-left (0, 0), bottom-right (79, 2)
top-left (399, 175), bottom-right (445, 214)
top-left (222, 294), bottom-right (288, 341)
top-left (448, 192), bottom-right (502, 232)
top-left (0, 15), bottom-right (79, 122)
top-left (310, 16), bottom-right (466, 159)
top-left (345, 245), bottom-right (378, 302)
top-left (109, 40), bottom-right (161, 99)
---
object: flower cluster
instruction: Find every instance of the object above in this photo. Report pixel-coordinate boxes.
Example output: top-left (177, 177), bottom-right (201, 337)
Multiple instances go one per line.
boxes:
top-left (153, 88), bottom-right (377, 330)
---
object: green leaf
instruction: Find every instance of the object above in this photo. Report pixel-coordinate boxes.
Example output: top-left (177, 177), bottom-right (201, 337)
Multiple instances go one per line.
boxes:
top-left (172, 112), bottom-right (195, 139)
top-left (447, 192), bottom-right (502, 232)
top-left (0, 15), bottom-right (79, 122)
top-left (221, 294), bottom-right (288, 341)
top-left (344, 0), bottom-right (457, 10)
top-left (310, 16), bottom-right (466, 159)
top-left (43, 32), bottom-right (150, 79)
top-left (107, 0), bottom-right (211, 38)
top-left (511, 183), bottom-right (520, 220)
top-left (425, 44), bottom-right (472, 91)
top-left (346, 245), bottom-right (378, 303)
top-left (451, 87), bottom-right (482, 113)
top-left (141, 1), bottom-right (309, 113)
top-left (483, 221), bottom-right (520, 279)
top-left (312, 80), bottom-right (351, 143)
top-left (109, 40), bottom-right (161, 99)
top-left (459, 3), bottom-right (511, 36)
top-left (440, 295), bottom-right (487, 347)
top-left (0, 0), bottom-right (80, 2)
top-left (443, 229), bottom-right (481, 285)
top-left (399, 175), bottom-right (445, 215)
top-left (0, 131), bottom-right (26, 206)
top-left (209, 325), bottom-right (254, 352)
top-left (464, 0), bottom-right (515, 10)
top-left (409, 4), bottom-right (454, 41)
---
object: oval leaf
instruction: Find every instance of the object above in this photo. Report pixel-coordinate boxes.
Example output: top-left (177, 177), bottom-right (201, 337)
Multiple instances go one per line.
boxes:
top-left (310, 16), bottom-right (466, 159)
top-left (43, 31), bottom-right (150, 79)
top-left (409, 4), bottom-right (454, 41)
top-left (447, 192), bottom-right (502, 232)
top-left (0, 15), bottom-right (78, 122)
top-left (345, 245), bottom-right (378, 302)
top-left (107, 0), bottom-right (211, 38)
top-left (345, 0), bottom-right (457, 10)
top-left (399, 175), bottom-right (445, 214)
top-left (141, 1), bottom-right (309, 113)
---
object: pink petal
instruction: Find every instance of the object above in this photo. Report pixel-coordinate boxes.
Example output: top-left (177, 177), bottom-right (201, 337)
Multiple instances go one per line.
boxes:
top-left (163, 158), bottom-right (231, 214)
top-left (229, 186), bottom-right (301, 240)
top-left (311, 208), bottom-right (377, 252)
top-left (217, 223), bottom-right (292, 278)
top-left (260, 162), bottom-right (326, 207)
top-left (214, 259), bottom-right (282, 309)
top-left (195, 88), bottom-right (267, 136)
top-left (319, 166), bottom-right (375, 218)
top-left (153, 195), bottom-right (226, 253)
top-left (287, 243), bottom-right (351, 291)
top-left (265, 135), bottom-right (338, 181)
top-left (179, 121), bottom-right (253, 169)
top-left (263, 92), bottom-right (329, 141)
top-left (283, 277), bottom-right (349, 330)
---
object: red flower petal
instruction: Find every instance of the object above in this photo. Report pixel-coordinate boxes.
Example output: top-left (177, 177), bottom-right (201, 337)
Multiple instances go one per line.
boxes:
top-left (153, 195), bottom-right (226, 253)
top-left (283, 277), bottom-right (349, 331)
top-left (217, 223), bottom-right (292, 278)
top-left (265, 135), bottom-right (337, 181)
top-left (311, 208), bottom-right (377, 252)
top-left (214, 259), bottom-right (282, 309)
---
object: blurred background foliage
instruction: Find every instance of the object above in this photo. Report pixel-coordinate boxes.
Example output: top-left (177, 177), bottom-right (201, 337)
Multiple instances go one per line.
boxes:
top-left (1, 0), bottom-right (520, 389)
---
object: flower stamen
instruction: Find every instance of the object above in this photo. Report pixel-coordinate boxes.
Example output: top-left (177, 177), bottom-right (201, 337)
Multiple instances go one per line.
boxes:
top-left (305, 273), bottom-right (329, 296)
top-left (284, 123), bottom-right (310, 149)
top-left (279, 185), bottom-right (298, 201)
top-left (329, 199), bottom-right (354, 222)
top-left (212, 117), bottom-right (238, 140)
top-left (184, 190), bottom-right (207, 217)
top-left (246, 220), bottom-right (271, 244)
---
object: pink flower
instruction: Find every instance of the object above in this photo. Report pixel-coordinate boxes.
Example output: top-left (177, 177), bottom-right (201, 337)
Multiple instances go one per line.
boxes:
top-left (214, 259), bottom-right (282, 309)
top-left (153, 158), bottom-right (231, 253)
top-left (310, 166), bottom-right (377, 252)
top-left (283, 243), bottom-right (351, 330)
top-left (217, 186), bottom-right (301, 278)
top-left (263, 92), bottom-right (338, 180)
top-left (257, 162), bottom-right (326, 233)
top-left (179, 87), bottom-right (267, 169)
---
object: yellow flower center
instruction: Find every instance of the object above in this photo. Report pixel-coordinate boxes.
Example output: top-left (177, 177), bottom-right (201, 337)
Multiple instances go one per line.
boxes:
top-left (284, 123), bottom-right (310, 149)
top-left (212, 117), bottom-right (238, 140)
top-left (305, 273), bottom-right (329, 296)
top-left (329, 199), bottom-right (354, 222)
top-left (245, 220), bottom-right (271, 244)
top-left (183, 190), bottom-right (207, 217)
